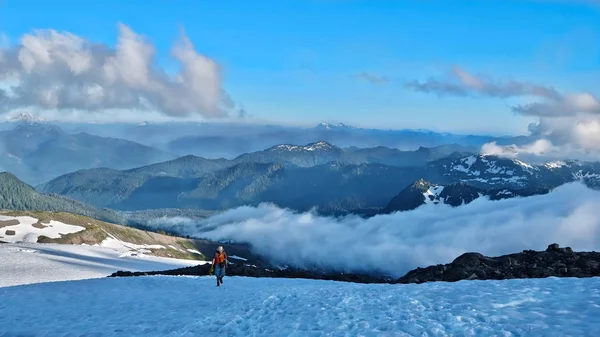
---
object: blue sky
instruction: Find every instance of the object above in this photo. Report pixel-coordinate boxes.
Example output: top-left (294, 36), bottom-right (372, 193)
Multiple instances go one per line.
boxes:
top-left (1, 0), bottom-right (599, 135)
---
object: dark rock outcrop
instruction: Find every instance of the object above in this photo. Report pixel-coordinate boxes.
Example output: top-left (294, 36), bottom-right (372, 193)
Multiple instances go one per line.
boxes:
top-left (109, 243), bottom-right (600, 285)
top-left (397, 243), bottom-right (600, 284)
top-left (382, 179), bottom-right (431, 213)
top-left (109, 262), bottom-right (394, 284)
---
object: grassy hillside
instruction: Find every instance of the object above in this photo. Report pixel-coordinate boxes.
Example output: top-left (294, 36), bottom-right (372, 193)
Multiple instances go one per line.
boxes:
top-left (0, 210), bottom-right (262, 263)
top-left (0, 210), bottom-right (204, 260)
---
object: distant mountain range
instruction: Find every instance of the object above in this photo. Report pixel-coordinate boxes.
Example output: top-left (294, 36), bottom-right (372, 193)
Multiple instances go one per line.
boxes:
top-left (0, 116), bottom-right (595, 217)
top-left (165, 122), bottom-right (527, 159)
top-left (38, 160), bottom-right (421, 214)
top-left (0, 123), bottom-right (175, 185)
top-left (36, 141), bottom-right (600, 216)
top-left (35, 140), bottom-right (475, 212)
top-left (5, 117), bottom-right (530, 159)
top-left (234, 141), bottom-right (473, 168)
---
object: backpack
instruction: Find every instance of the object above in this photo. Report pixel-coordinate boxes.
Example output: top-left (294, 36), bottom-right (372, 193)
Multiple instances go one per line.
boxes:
top-left (214, 251), bottom-right (227, 267)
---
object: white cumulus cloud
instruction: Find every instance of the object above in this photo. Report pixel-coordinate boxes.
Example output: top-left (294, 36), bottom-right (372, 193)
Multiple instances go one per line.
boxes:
top-left (0, 23), bottom-right (233, 119)
top-left (409, 66), bottom-right (600, 160)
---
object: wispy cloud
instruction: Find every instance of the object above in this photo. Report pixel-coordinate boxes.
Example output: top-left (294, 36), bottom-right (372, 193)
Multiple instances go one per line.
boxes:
top-left (406, 66), bottom-right (561, 99)
top-left (408, 66), bottom-right (600, 160)
top-left (512, 93), bottom-right (600, 117)
top-left (353, 72), bottom-right (389, 85)
top-left (0, 23), bottom-right (234, 119)
top-left (150, 183), bottom-right (600, 278)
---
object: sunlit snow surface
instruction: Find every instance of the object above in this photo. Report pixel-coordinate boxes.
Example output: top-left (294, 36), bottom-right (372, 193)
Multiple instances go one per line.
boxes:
top-left (0, 243), bottom-right (199, 288)
top-left (1, 276), bottom-right (600, 336)
top-left (0, 215), bottom-right (86, 243)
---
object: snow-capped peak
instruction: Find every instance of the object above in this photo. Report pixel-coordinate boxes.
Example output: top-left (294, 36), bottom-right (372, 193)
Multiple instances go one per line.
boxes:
top-left (336, 123), bottom-right (357, 129)
top-left (6, 112), bottom-right (47, 124)
top-left (317, 122), bottom-right (333, 130)
top-left (315, 122), bottom-right (357, 130)
top-left (270, 141), bottom-right (335, 152)
top-left (306, 141), bottom-right (333, 151)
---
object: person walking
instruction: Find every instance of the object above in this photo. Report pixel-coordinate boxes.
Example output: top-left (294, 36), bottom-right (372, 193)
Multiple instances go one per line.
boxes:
top-left (211, 246), bottom-right (228, 286)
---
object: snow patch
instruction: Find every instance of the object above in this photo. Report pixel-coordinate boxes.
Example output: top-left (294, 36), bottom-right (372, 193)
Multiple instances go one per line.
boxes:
top-left (513, 159), bottom-right (535, 171)
top-left (229, 255), bottom-right (248, 261)
top-left (497, 190), bottom-right (515, 196)
top-left (99, 235), bottom-right (165, 256)
top-left (423, 185), bottom-right (445, 205)
top-left (452, 155), bottom-right (477, 173)
top-left (545, 161), bottom-right (568, 169)
top-left (461, 178), bottom-right (489, 183)
top-left (573, 171), bottom-right (600, 180)
top-left (187, 248), bottom-right (202, 255)
top-left (0, 216), bottom-right (86, 244)
top-left (168, 245), bottom-right (184, 252)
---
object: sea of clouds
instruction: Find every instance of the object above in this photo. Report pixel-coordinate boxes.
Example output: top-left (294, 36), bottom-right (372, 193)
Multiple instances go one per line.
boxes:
top-left (149, 182), bottom-right (600, 277)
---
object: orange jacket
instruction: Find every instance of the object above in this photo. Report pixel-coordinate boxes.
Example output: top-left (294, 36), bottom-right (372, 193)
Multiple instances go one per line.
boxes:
top-left (213, 251), bottom-right (227, 265)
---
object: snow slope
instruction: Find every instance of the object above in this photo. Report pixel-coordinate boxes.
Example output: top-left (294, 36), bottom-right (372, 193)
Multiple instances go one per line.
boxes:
top-left (0, 243), bottom-right (201, 288)
top-left (1, 276), bottom-right (600, 336)
top-left (0, 215), bottom-right (86, 243)
top-left (99, 236), bottom-right (166, 256)
top-left (423, 185), bottom-right (445, 204)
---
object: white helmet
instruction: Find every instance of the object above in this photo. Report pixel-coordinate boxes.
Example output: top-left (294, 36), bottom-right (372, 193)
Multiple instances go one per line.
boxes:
top-left (217, 246), bottom-right (224, 252)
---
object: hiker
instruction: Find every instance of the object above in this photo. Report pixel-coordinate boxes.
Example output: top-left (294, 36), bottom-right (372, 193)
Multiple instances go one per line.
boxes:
top-left (211, 246), bottom-right (228, 286)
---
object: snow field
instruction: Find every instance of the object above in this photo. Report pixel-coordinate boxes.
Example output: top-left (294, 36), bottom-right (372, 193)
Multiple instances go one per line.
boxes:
top-left (1, 276), bottom-right (600, 336)
top-left (0, 215), bottom-right (86, 243)
top-left (0, 243), bottom-right (201, 288)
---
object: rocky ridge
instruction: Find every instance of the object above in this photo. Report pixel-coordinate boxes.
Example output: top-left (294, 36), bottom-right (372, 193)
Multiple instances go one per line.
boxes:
top-left (110, 243), bottom-right (600, 284)
top-left (110, 263), bottom-right (392, 284)
top-left (397, 243), bottom-right (600, 284)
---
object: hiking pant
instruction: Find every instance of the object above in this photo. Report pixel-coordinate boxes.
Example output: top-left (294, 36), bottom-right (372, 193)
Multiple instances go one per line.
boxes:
top-left (214, 264), bottom-right (226, 278)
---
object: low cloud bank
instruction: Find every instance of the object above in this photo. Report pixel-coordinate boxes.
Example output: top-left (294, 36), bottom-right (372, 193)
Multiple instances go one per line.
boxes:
top-left (151, 182), bottom-right (600, 278)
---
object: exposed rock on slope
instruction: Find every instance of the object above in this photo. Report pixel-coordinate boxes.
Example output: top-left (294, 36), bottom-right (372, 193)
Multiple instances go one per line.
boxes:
top-left (109, 263), bottom-right (393, 284)
top-left (397, 244), bottom-right (600, 284)
top-left (109, 243), bottom-right (600, 285)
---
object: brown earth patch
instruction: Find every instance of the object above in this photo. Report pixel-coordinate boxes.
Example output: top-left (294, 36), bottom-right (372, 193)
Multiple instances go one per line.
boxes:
top-left (32, 222), bottom-right (48, 229)
top-left (0, 219), bottom-right (19, 229)
top-left (5, 230), bottom-right (16, 236)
